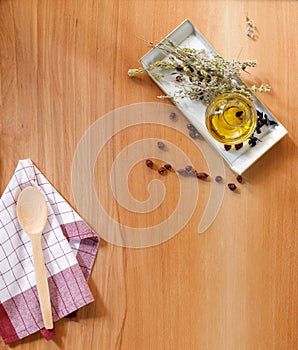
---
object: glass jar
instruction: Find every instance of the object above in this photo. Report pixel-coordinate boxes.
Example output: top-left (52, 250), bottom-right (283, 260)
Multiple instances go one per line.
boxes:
top-left (205, 93), bottom-right (257, 144)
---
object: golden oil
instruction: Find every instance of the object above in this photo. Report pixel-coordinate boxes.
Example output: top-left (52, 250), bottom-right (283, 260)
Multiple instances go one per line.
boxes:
top-left (205, 93), bottom-right (257, 145)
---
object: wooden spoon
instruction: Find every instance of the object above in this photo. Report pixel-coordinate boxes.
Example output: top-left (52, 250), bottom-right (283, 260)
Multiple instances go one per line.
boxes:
top-left (17, 186), bottom-right (53, 329)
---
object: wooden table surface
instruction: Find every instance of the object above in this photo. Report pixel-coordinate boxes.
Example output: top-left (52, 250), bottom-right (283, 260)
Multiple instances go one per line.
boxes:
top-left (0, 1), bottom-right (297, 349)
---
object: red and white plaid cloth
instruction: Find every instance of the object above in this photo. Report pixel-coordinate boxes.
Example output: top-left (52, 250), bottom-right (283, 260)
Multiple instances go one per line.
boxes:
top-left (0, 159), bottom-right (99, 344)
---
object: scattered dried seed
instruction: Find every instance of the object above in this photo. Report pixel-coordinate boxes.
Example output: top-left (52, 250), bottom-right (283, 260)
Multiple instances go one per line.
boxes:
top-left (224, 144), bottom-right (232, 151)
top-left (196, 172), bottom-right (209, 180)
top-left (177, 169), bottom-right (189, 176)
top-left (188, 130), bottom-right (196, 139)
top-left (228, 183), bottom-right (237, 191)
top-left (185, 165), bottom-right (197, 176)
top-left (215, 175), bottom-right (223, 183)
top-left (164, 164), bottom-right (172, 170)
top-left (236, 175), bottom-right (243, 183)
top-left (258, 113), bottom-right (264, 119)
top-left (169, 112), bottom-right (176, 120)
top-left (145, 159), bottom-right (154, 168)
top-left (269, 119), bottom-right (278, 126)
top-left (248, 133), bottom-right (261, 147)
top-left (187, 124), bottom-right (196, 131)
top-left (185, 165), bottom-right (193, 172)
top-left (158, 167), bottom-right (167, 175)
top-left (257, 120), bottom-right (263, 128)
top-left (235, 143), bottom-right (243, 150)
top-left (249, 139), bottom-right (257, 147)
top-left (189, 131), bottom-right (201, 141)
top-left (194, 131), bottom-right (204, 140)
top-left (186, 124), bottom-right (203, 140)
top-left (157, 141), bottom-right (165, 149)
top-left (257, 110), bottom-right (263, 117)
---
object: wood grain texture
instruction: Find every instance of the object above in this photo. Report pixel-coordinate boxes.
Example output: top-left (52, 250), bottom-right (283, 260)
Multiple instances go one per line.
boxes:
top-left (0, 0), bottom-right (297, 349)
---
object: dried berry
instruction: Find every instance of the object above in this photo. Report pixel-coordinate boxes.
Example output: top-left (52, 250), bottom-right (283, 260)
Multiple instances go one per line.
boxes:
top-left (228, 183), bottom-right (237, 191)
top-left (188, 129), bottom-right (202, 140)
top-left (235, 143), bottom-right (243, 150)
top-left (145, 159), bottom-right (154, 168)
top-left (186, 124), bottom-right (203, 140)
top-left (215, 175), bottom-right (223, 183)
top-left (257, 120), bottom-right (263, 128)
top-left (257, 110), bottom-right (263, 118)
top-left (249, 139), bottom-right (257, 147)
top-left (176, 75), bottom-right (183, 82)
top-left (164, 164), bottom-right (172, 170)
top-left (269, 119), bottom-right (278, 126)
top-left (177, 169), bottom-right (189, 176)
top-left (157, 141), bottom-right (165, 149)
top-left (158, 167), bottom-right (167, 175)
top-left (194, 131), bottom-right (204, 140)
top-left (248, 134), bottom-right (261, 148)
top-left (185, 165), bottom-right (196, 176)
top-left (263, 114), bottom-right (268, 125)
top-left (186, 124), bottom-right (196, 131)
top-left (224, 144), bottom-right (232, 151)
top-left (236, 175), bottom-right (243, 183)
top-left (185, 165), bottom-right (193, 172)
top-left (252, 109), bottom-right (278, 143)
top-left (196, 172), bottom-right (209, 180)
top-left (188, 130), bottom-right (197, 139)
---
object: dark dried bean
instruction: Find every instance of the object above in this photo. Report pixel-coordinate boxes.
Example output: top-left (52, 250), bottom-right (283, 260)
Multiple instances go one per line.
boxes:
top-left (236, 175), bottom-right (243, 183)
top-left (158, 167), bottom-right (167, 175)
top-left (196, 172), bottom-right (209, 180)
top-left (177, 169), bottom-right (189, 176)
top-left (146, 159), bottom-right (154, 168)
top-left (164, 164), bottom-right (172, 170)
top-left (228, 183), bottom-right (237, 191)
top-left (215, 175), bottom-right (223, 183)
top-left (157, 141), bottom-right (165, 149)
top-left (235, 143), bottom-right (243, 150)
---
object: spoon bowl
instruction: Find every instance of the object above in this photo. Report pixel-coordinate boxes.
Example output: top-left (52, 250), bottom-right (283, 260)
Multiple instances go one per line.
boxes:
top-left (17, 186), bottom-right (53, 329)
top-left (17, 187), bottom-right (48, 234)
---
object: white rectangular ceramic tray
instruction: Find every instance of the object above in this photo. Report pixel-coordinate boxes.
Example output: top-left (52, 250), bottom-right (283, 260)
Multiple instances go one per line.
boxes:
top-left (140, 19), bottom-right (288, 174)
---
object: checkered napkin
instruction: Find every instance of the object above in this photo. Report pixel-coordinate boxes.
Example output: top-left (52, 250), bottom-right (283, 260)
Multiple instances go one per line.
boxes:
top-left (0, 159), bottom-right (99, 344)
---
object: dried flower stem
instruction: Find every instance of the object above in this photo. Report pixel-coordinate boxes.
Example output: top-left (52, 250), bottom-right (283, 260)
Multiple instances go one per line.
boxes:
top-left (246, 15), bottom-right (257, 40)
top-left (128, 39), bottom-right (270, 104)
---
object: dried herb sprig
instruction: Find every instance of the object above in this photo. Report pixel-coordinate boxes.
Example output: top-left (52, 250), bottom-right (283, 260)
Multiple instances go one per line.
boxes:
top-left (246, 16), bottom-right (257, 40)
top-left (128, 40), bottom-right (270, 104)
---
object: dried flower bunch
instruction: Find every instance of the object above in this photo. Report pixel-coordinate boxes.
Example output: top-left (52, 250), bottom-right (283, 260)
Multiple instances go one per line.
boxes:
top-left (246, 16), bottom-right (257, 40)
top-left (128, 40), bottom-right (270, 104)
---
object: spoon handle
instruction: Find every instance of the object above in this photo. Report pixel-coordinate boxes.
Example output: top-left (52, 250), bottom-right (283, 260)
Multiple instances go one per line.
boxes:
top-left (31, 235), bottom-right (53, 329)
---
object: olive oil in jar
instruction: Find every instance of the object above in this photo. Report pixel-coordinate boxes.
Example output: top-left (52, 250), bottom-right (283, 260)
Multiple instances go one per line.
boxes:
top-left (205, 93), bottom-right (257, 145)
